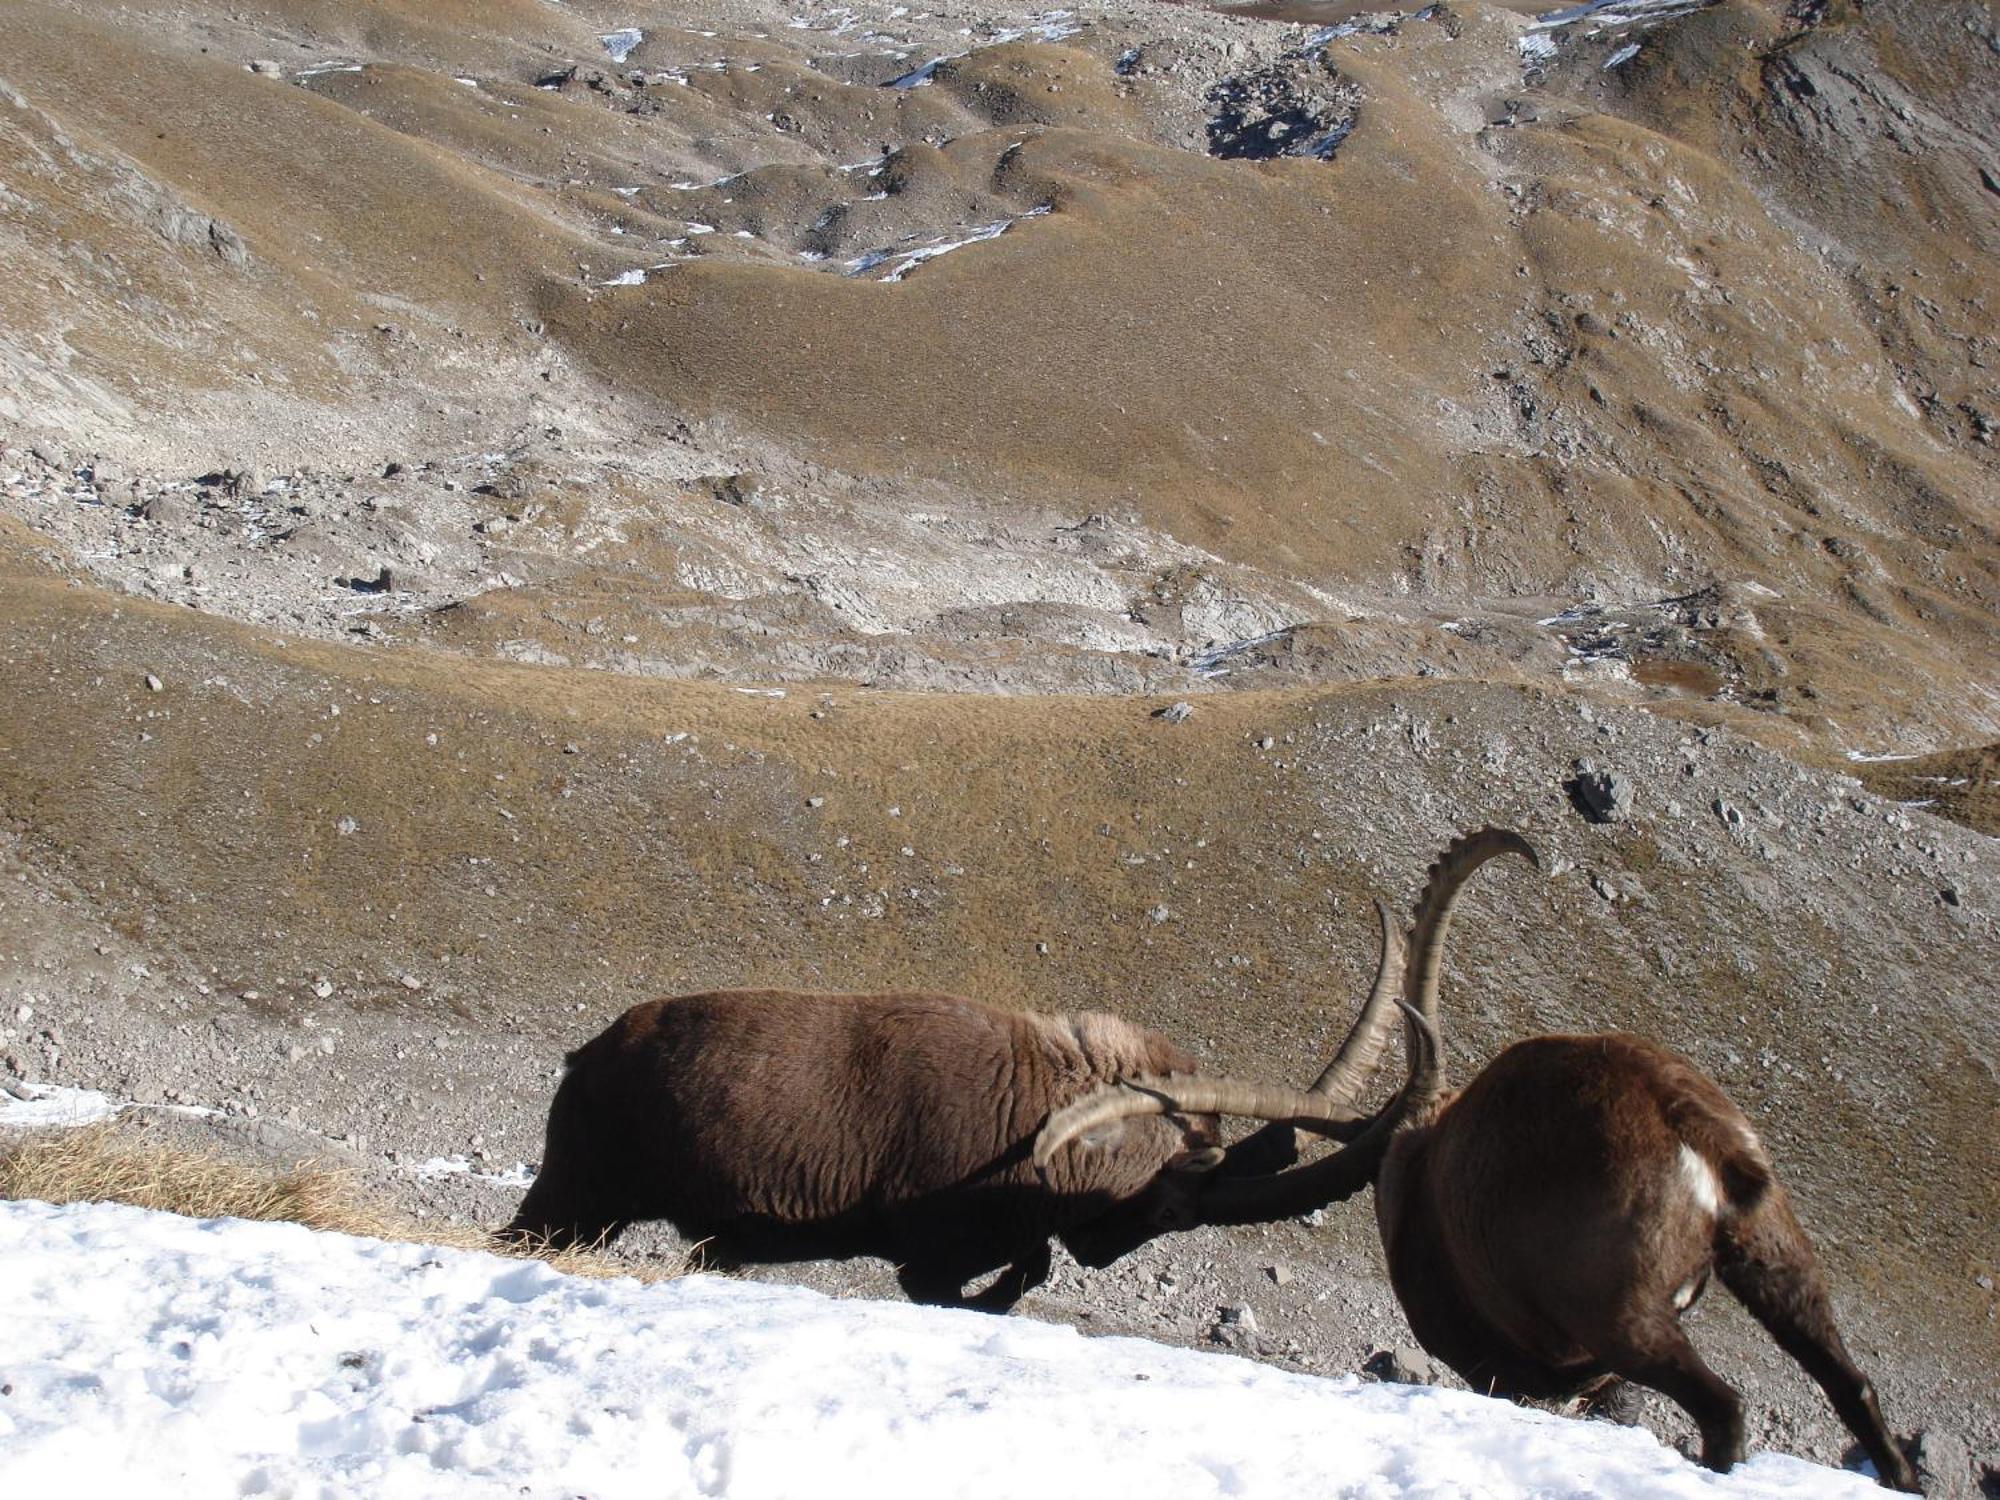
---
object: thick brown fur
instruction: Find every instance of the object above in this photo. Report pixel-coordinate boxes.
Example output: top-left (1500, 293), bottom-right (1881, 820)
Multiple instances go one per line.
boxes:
top-left (503, 989), bottom-right (1223, 1310)
top-left (1375, 1033), bottom-right (1920, 1492)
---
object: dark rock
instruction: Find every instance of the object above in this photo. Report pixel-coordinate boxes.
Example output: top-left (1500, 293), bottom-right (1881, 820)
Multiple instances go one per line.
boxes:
top-left (1210, 1302), bottom-right (1262, 1349)
top-left (1207, 59), bottom-right (1358, 161)
top-left (1568, 765), bottom-right (1635, 823)
top-left (1364, 1345), bottom-right (1436, 1385)
top-left (340, 566), bottom-right (395, 594)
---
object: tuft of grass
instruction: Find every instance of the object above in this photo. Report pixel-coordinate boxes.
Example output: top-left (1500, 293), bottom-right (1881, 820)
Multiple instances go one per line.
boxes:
top-left (0, 1122), bottom-right (367, 1229)
top-left (0, 1124), bottom-right (682, 1283)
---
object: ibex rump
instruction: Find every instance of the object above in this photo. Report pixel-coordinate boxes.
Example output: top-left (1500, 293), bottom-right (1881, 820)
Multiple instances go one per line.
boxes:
top-left (1039, 830), bottom-right (1919, 1490)
top-left (1377, 1030), bottom-right (1917, 1489)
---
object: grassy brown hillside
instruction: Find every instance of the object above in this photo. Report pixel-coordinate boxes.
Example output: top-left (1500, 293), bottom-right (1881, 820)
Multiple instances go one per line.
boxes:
top-left (3, 524), bottom-right (1993, 1387)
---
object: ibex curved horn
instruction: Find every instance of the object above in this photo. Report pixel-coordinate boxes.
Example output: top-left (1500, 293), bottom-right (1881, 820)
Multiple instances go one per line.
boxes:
top-left (1305, 896), bottom-right (1408, 1103)
top-left (1402, 828), bottom-right (1539, 1096)
top-left (1035, 1003), bottom-right (1439, 1220)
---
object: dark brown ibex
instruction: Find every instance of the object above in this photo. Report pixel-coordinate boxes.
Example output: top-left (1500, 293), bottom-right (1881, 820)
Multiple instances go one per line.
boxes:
top-left (1038, 830), bottom-right (1919, 1490)
top-left (503, 983), bottom-right (1432, 1311)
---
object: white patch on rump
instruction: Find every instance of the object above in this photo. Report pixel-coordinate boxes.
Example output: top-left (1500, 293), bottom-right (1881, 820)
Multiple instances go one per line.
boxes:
top-left (1677, 1143), bottom-right (1722, 1216)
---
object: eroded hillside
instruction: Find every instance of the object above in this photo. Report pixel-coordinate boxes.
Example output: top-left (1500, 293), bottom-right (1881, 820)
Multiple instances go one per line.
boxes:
top-left (2, 0), bottom-right (1994, 745)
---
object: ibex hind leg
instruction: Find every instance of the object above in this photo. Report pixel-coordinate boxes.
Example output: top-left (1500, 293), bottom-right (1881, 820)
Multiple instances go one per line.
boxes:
top-left (1593, 1316), bottom-right (1746, 1473)
top-left (1716, 1202), bottom-right (1920, 1492)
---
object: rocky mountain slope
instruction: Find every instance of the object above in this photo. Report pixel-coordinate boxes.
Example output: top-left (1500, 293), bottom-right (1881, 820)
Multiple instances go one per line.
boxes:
top-left (1, 0), bottom-right (1994, 1490)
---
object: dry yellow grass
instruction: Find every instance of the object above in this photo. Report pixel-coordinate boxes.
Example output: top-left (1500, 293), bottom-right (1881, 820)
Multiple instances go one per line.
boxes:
top-left (0, 1125), bottom-right (682, 1283)
top-left (1, 1122), bottom-right (364, 1227)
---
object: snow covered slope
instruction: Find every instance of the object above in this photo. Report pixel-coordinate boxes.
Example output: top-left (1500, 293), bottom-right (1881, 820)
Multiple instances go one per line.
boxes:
top-left (0, 1199), bottom-right (1891, 1498)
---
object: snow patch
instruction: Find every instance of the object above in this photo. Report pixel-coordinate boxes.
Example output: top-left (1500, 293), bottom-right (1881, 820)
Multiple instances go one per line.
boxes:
top-left (600, 28), bottom-right (644, 64)
top-left (790, 8), bottom-right (865, 35)
top-left (886, 10), bottom-right (1079, 87)
top-left (1188, 629), bottom-right (1293, 678)
top-left (990, 10), bottom-right (1082, 46)
top-left (1521, 0), bottom-right (1716, 71)
top-left (1528, 0), bottom-right (1715, 29)
top-left (887, 54), bottom-right (952, 87)
top-left (408, 1154), bottom-right (536, 1188)
top-left (0, 1083), bottom-right (121, 1128)
top-left (0, 1198), bottom-right (1891, 1499)
top-left (848, 205), bottom-right (1050, 283)
top-left (0, 1081), bottom-right (223, 1129)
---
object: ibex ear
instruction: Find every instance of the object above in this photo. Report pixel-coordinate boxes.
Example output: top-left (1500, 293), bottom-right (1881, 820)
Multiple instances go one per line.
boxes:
top-left (1172, 1146), bottom-right (1227, 1174)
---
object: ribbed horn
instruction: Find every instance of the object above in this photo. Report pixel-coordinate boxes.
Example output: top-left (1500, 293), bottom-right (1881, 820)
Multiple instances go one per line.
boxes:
top-left (1192, 1000), bottom-right (1438, 1223)
top-left (1033, 1004), bottom-right (1440, 1222)
top-left (1403, 828), bottom-right (1539, 1092)
top-left (1307, 896), bottom-right (1408, 1100)
top-left (1034, 1073), bottom-right (1370, 1176)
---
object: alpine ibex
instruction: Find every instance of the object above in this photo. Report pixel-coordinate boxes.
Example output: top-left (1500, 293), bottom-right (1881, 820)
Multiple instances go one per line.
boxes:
top-left (503, 981), bottom-right (1433, 1311)
top-left (1037, 830), bottom-right (1919, 1490)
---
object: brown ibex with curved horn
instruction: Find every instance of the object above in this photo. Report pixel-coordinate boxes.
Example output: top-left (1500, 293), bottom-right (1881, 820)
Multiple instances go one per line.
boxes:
top-left (501, 971), bottom-right (1433, 1311)
top-left (1038, 829), bottom-right (1919, 1490)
